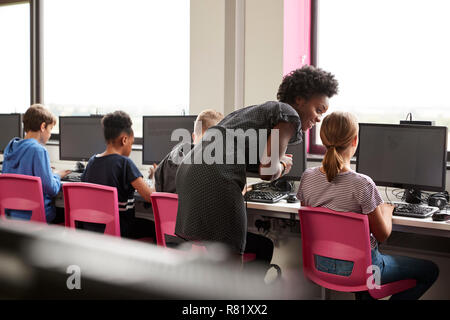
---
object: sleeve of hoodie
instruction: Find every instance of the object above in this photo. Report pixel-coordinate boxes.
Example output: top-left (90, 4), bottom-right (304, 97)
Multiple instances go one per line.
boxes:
top-left (33, 147), bottom-right (61, 197)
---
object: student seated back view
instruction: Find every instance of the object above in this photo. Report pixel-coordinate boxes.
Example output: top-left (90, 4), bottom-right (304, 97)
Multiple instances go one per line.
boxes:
top-left (153, 109), bottom-right (275, 277)
top-left (154, 109), bottom-right (224, 193)
top-left (297, 111), bottom-right (439, 300)
top-left (2, 104), bottom-right (70, 223)
top-left (81, 111), bottom-right (155, 240)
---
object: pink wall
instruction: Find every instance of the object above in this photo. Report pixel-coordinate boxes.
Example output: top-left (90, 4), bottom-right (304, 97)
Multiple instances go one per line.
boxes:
top-left (283, 0), bottom-right (312, 150)
top-left (283, 0), bottom-right (311, 75)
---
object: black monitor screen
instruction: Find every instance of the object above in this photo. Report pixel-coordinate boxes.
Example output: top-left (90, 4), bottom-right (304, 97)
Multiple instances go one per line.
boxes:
top-left (283, 138), bottom-right (306, 181)
top-left (59, 117), bottom-right (106, 161)
top-left (143, 116), bottom-right (197, 164)
top-left (0, 114), bottom-right (22, 154)
top-left (356, 123), bottom-right (447, 192)
top-left (246, 134), bottom-right (306, 181)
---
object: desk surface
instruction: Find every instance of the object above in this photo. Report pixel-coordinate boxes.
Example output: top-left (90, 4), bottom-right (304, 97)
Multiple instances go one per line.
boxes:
top-left (59, 180), bottom-right (450, 237)
top-left (245, 200), bottom-right (450, 236)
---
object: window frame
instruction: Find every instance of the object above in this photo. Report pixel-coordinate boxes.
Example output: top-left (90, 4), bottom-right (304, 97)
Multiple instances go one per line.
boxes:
top-left (308, 0), bottom-right (450, 162)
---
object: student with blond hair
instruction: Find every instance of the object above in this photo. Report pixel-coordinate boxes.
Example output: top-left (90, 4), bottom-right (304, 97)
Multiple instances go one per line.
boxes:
top-left (2, 104), bottom-right (70, 223)
top-left (153, 109), bottom-right (224, 193)
top-left (297, 111), bottom-right (439, 300)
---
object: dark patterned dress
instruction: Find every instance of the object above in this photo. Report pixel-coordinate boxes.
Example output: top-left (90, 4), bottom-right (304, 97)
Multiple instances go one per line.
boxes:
top-left (175, 101), bottom-right (302, 253)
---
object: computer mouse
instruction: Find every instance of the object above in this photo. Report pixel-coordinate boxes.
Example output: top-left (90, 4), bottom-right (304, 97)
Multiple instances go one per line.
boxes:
top-left (432, 213), bottom-right (450, 222)
top-left (286, 194), bottom-right (298, 203)
top-left (428, 196), bottom-right (447, 210)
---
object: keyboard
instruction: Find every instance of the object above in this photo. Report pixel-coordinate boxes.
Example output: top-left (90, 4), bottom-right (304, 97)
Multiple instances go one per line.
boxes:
top-left (244, 190), bottom-right (288, 203)
top-left (62, 172), bottom-right (82, 182)
top-left (390, 202), bottom-right (439, 218)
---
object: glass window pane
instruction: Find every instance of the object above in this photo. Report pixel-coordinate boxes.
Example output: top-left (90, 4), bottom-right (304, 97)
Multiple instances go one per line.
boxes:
top-left (43, 0), bottom-right (190, 136)
top-left (0, 3), bottom-right (30, 113)
top-left (316, 0), bottom-right (450, 150)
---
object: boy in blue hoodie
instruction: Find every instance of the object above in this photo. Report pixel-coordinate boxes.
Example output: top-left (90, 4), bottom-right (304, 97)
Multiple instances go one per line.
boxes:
top-left (2, 104), bottom-right (70, 223)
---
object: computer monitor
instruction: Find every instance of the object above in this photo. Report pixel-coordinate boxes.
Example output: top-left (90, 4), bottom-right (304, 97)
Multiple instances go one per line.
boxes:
top-left (142, 115), bottom-right (197, 164)
top-left (59, 116), bottom-right (107, 161)
top-left (0, 114), bottom-right (22, 154)
top-left (246, 133), bottom-right (306, 181)
top-left (356, 123), bottom-right (447, 198)
top-left (284, 138), bottom-right (307, 181)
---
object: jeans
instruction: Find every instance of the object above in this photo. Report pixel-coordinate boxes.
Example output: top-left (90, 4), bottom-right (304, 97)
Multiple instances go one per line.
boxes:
top-left (367, 246), bottom-right (439, 300)
top-left (316, 245), bottom-right (439, 300)
top-left (315, 255), bottom-right (354, 277)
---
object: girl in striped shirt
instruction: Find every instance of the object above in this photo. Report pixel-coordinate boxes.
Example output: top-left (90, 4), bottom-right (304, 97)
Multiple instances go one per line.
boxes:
top-left (297, 111), bottom-right (439, 300)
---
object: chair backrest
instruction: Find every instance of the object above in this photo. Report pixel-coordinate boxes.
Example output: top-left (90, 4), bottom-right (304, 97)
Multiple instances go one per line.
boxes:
top-left (150, 192), bottom-right (179, 247)
top-left (0, 173), bottom-right (46, 222)
top-left (298, 207), bottom-right (372, 292)
top-left (63, 182), bottom-right (120, 236)
top-left (150, 192), bottom-right (255, 260)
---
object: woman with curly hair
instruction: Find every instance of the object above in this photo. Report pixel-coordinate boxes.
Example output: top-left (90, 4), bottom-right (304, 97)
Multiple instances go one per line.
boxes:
top-left (175, 65), bottom-right (339, 269)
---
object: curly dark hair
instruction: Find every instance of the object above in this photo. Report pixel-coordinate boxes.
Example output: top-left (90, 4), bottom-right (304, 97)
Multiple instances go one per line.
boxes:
top-left (101, 110), bottom-right (133, 142)
top-left (277, 65), bottom-right (339, 105)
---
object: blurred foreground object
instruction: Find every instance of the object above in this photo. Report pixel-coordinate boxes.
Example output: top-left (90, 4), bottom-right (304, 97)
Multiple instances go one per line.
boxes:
top-left (0, 221), bottom-right (307, 299)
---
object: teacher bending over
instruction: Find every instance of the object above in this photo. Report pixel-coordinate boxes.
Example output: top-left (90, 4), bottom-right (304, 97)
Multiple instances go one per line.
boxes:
top-left (175, 65), bottom-right (339, 263)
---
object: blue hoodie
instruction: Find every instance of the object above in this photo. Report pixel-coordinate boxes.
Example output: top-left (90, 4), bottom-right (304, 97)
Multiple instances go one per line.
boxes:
top-left (2, 138), bottom-right (61, 222)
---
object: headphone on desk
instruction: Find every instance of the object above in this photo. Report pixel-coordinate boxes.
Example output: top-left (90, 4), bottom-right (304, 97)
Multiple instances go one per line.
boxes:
top-left (428, 192), bottom-right (449, 210)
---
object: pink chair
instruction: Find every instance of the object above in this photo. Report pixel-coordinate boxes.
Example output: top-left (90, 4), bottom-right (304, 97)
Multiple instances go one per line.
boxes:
top-left (150, 192), bottom-right (256, 262)
top-left (298, 206), bottom-right (416, 299)
top-left (150, 192), bottom-right (178, 247)
top-left (63, 182), bottom-right (121, 237)
top-left (0, 173), bottom-right (46, 222)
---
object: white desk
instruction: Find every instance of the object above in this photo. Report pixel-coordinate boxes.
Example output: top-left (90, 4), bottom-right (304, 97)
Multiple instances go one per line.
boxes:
top-left (58, 179), bottom-right (450, 239)
top-left (245, 200), bottom-right (450, 238)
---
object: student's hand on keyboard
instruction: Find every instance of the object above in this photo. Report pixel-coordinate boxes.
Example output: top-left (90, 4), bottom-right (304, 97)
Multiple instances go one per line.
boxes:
top-left (381, 203), bottom-right (395, 219)
top-left (57, 169), bottom-right (72, 179)
top-left (381, 202), bottom-right (395, 212)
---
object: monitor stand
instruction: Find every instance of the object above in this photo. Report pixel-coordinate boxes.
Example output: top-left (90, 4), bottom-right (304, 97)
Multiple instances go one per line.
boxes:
top-left (403, 188), bottom-right (422, 204)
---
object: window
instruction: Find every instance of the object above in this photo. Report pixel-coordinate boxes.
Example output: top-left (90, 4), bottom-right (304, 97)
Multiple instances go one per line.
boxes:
top-left (312, 0), bottom-right (450, 154)
top-left (43, 0), bottom-right (190, 137)
top-left (0, 2), bottom-right (30, 113)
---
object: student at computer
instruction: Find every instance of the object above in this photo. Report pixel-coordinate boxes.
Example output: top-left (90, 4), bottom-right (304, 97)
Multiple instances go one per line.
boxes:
top-left (297, 111), bottom-right (439, 300)
top-left (2, 104), bottom-right (70, 223)
top-left (81, 111), bottom-right (155, 240)
top-left (154, 109), bottom-right (224, 193)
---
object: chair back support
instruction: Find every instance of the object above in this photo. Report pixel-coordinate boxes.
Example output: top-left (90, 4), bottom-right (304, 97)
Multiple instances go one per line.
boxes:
top-left (150, 192), bottom-right (256, 263)
top-left (0, 174), bottom-right (46, 222)
top-left (150, 192), bottom-right (179, 247)
top-left (63, 182), bottom-right (120, 236)
top-left (299, 207), bottom-right (372, 292)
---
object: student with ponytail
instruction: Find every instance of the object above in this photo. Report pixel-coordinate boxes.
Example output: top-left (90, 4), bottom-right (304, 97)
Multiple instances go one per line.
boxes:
top-left (297, 111), bottom-right (439, 300)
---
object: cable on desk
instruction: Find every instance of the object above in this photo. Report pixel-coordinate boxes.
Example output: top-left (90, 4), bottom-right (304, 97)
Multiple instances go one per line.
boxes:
top-left (392, 189), bottom-right (404, 201)
top-left (385, 187), bottom-right (391, 203)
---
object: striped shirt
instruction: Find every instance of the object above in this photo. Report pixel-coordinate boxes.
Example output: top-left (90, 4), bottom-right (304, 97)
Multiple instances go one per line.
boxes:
top-left (297, 167), bottom-right (383, 248)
